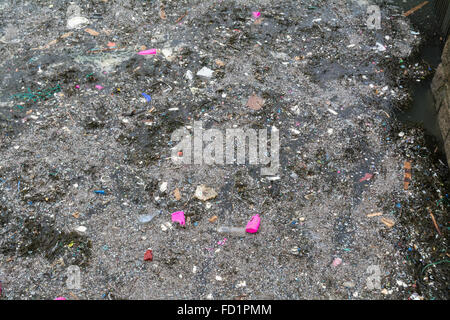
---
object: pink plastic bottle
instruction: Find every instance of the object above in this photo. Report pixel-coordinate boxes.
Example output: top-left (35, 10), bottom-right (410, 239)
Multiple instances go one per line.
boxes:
top-left (245, 214), bottom-right (261, 233)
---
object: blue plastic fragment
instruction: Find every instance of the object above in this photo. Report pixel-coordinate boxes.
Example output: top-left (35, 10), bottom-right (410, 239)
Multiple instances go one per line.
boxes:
top-left (142, 93), bottom-right (152, 102)
top-left (94, 190), bottom-right (105, 195)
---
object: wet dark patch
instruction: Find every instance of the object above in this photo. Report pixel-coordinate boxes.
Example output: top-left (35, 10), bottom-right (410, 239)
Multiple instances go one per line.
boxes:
top-left (1, 217), bottom-right (91, 267)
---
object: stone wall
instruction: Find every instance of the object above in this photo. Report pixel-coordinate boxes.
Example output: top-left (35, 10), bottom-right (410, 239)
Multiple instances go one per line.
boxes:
top-left (431, 38), bottom-right (450, 166)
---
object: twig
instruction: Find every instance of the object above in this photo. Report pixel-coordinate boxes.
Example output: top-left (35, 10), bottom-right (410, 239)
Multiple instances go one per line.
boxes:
top-left (175, 11), bottom-right (188, 24)
top-left (403, 1), bottom-right (429, 17)
top-left (427, 207), bottom-right (442, 236)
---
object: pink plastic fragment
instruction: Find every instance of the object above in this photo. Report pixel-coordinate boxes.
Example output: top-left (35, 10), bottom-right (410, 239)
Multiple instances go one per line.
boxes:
top-left (217, 238), bottom-right (228, 245)
top-left (331, 257), bottom-right (342, 267)
top-left (75, 85), bottom-right (80, 89)
top-left (252, 12), bottom-right (261, 19)
top-left (359, 173), bottom-right (373, 182)
top-left (138, 48), bottom-right (157, 55)
top-left (171, 211), bottom-right (185, 226)
top-left (245, 214), bottom-right (261, 233)
top-left (54, 297), bottom-right (66, 300)
top-left (95, 85), bottom-right (104, 90)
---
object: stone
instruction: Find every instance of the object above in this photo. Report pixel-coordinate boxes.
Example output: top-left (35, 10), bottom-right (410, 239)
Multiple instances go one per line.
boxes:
top-left (246, 94), bottom-right (265, 110)
top-left (343, 281), bottom-right (356, 288)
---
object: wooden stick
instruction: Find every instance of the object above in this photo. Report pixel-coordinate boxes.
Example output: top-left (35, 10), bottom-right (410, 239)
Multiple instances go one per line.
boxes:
top-left (404, 161), bottom-right (412, 190)
top-left (403, 1), bottom-right (429, 17)
top-left (175, 11), bottom-right (188, 24)
top-left (427, 207), bottom-right (442, 236)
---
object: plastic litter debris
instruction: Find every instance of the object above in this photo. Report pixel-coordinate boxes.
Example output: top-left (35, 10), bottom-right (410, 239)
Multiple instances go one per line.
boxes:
top-left (173, 188), bottom-right (181, 201)
top-left (67, 16), bottom-right (89, 29)
top-left (217, 238), bottom-right (227, 245)
top-left (161, 48), bottom-right (174, 61)
top-left (85, 28), bottom-right (99, 36)
top-left (141, 93), bottom-right (152, 102)
top-left (215, 59), bottom-right (225, 67)
top-left (138, 212), bottom-right (160, 224)
top-left (95, 85), bottom-right (104, 90)
top-left (359, 173), bottom-right (373, 182)
top-left (137, 48), bottom-right (157, 55)
top-left (245, 214), bottom-right (261, 233)
top-left (252, 12), bottom-right (261, 19)
top-left (208, 215), bottom-right (218, 223)
top-left (381, 288), bottom-right (392, 295)
top-left (185, 70), bottom-right (194, 81)
top-left (171, 211), bottom-right (186, 226)
top-left (75, 226), bottom-right (87, 233)
top-left (403, 1), bottom-right (429, 17)
top-left (217, 226), bottom-right (246, 236)
top-left (331, 257), bottom-right (342, 267)
top-left (367, 212), bottom-right (383, 218)
top-left (404, 161), bottom-right (412, 190)
top-left (54, 297), bottom-right (66, 300)
top-left (396, 280), bottom-right (408, 287)
top-left (144, 249), bottom-right (153, 261)
top-left (373, 42), bottom-right (386, 52)
top-left (194, 185), bottom-right (218, 201)
top-left (160, 181), bottom-right (168, 192)
top-left (246, 94), bottom-right (265, 111)
top-left (327, 108), bottom-right (338, 115)
top-left (94, 190), bottom-right (105, 194)
top-left (408, 293), bottom-right (424, 300)
top-left (196, 67), bottom-right (214, 79)
top-left (161, 222), bottom-right (173, 231)
top-left (381, 217), bottom-right (395, 228)
top-left (107, 42), bottom-right (116, 47)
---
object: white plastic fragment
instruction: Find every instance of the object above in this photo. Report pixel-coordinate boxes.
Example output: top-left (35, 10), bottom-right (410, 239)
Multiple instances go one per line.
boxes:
top-left (373, 42), bottom-right (386, 52)
top-left (327, 108), bottom-right (338, 115)
top-left (160, 181), bottom-right (168, 192)
top-left (75, 226), bottom-right (87, 233)
top-left (67, 16), bottom-right (90, 29)
top-left (185, 70), bottom-right (193, 80)
top-left (138, 212), bottom-right (160, 224)
top-left (196, 67), bottom-right (214, 78)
